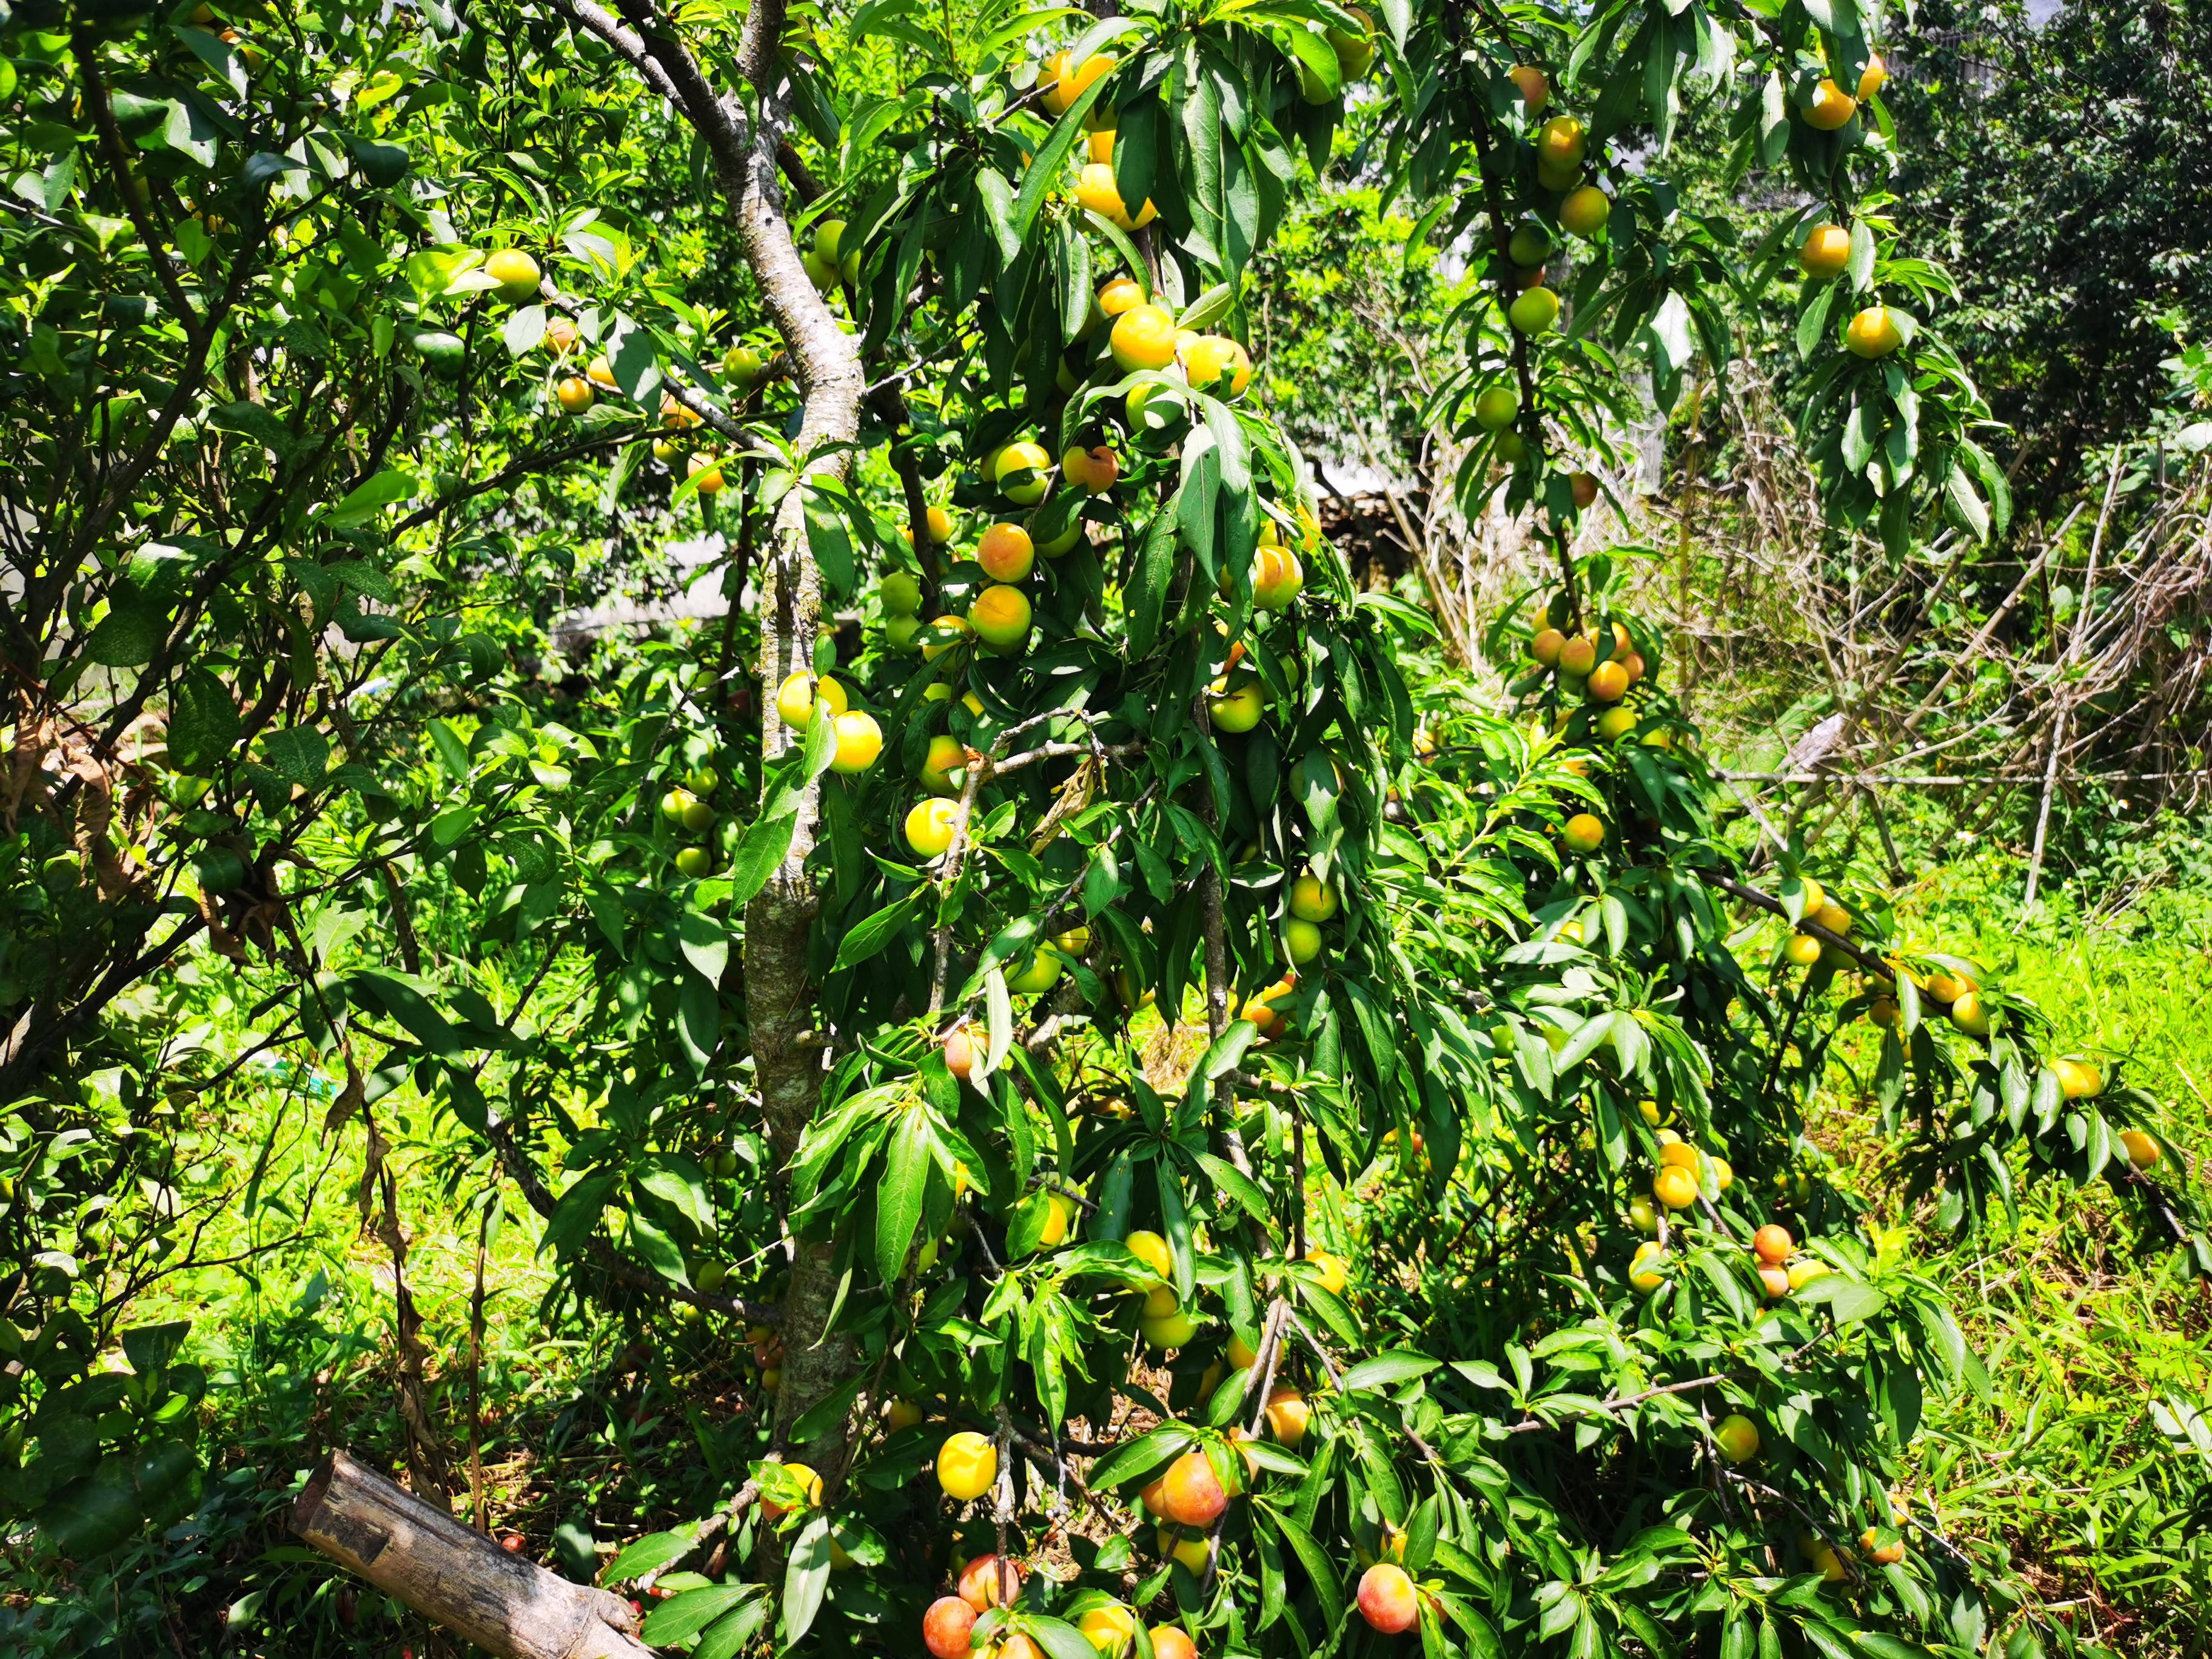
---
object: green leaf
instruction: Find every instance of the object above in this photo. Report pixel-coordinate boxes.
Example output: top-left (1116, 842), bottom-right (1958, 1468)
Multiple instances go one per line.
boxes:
top-left (727, 813), bottom-right (799, 907)
top-left (1339, 1350), bottom-right (1439, 1393)
top-left (836, 891), bottom-right (923, 969)
top-left (876, 1107), bottom-right (931, 1284)
top-left (674, 909), bottom-right (730, 984)
top-left (643, 1583), bottom-right (754, 1644)
top-left (326, 468), bottom-right (416, 529)
top-left (1087, 1423), bottom-right (1195, 1491)
top-left (605, 1527), bottom-right (697, 1585)
top-left (81, 605), bottom-right (163, 668)
top-left (261, 726), bottom-right (330, 788)
top-left (169, 669), bottom-right (240, 772)
top-left (779, 1515), bottom-right (834, 1646)
top-left (1128, 491), bottom-right (1181, 657)
top-left (1791, 1273), bottom-right (1888, 1325)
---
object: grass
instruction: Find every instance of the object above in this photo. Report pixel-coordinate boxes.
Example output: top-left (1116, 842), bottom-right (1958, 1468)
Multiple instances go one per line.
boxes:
top-left (1795, 828), bottom-right (2212, 1653)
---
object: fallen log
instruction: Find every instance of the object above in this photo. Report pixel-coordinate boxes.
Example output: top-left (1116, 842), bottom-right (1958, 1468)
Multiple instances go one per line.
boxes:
top-left (293, 1449), bottom-right (651, 1658)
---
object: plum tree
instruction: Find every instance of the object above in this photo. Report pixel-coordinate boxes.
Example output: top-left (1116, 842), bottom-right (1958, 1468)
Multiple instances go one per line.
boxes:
top-left (5, 4), bottom-right (2205, 1659)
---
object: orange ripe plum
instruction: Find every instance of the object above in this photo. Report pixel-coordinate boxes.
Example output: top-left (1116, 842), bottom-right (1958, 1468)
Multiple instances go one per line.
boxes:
top-left (924, 1597), bottom-right (978, 1659)
top-left (1357, 1563), bottom-right (1419, 1634)
top-left (1156, 1449), bottom-right (1228, 1527)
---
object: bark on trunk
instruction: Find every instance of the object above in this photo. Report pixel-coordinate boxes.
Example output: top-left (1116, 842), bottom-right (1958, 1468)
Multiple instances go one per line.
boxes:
top-left (725, 0), bottom-right (865, 1468)
top-left (292, 1450), bottom-right (648, 1659)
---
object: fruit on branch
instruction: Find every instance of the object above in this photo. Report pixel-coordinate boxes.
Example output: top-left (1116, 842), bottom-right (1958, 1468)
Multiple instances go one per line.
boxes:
top-left (1079, 1604), bottom-right (1136, 1658)
top-left (1285, 917), bottom-right (1322, 964)
top-left (1714, 1414), bottom-right (1761, 1464)
top-left (943, 1027), bottom-right (976, 1081)
top-left (1949, 992), bottom-right (1990, 1037)
top-left (1653, 1165), bottom-right (1697, 1210)
top-left (1859, 1527), bottom-right (1906, 1566)
top-left (905, 799), bottom-right (960, 859)
top-left (1289, 873), bottom-right (1339, 922)
top-left (1557, 634), bottom-right (1596, 676)
top-left (1139, 1286), bottom-right (1201, 1347)
top-left (1846, 306), bottom-right (1903, 358)
top-left (1783, 934), bottom-right (1822, 968)
top-left (587, 355), bottom-right (618, 390)
top-left (886, 1398), bottom-right (925, 1432)
top-left (957, 1552), bottom-right (1027, 1611)
top-left (1097, 274), bottom-right (1145, 318)
top-left (1156, 1449), bottom-right (1229, 1526)
top-left (1752, 1225), bottom-right (1793, 1265)
top-left (1208, 679), bottom-right (1266, 732)
top-left (880, 572), bottom-right (924, 620)
top-left (993, 441), bottom-right (1053, 506)
top-left (1111, 304), bottom-right (1180, 372)
top-left (902, 504), bottom-right (957, 546)
top-left (1858, 52), bottom-right (1888, 99)
top-left (1561, 813), bottom-right (1604, 854)
top-left (2052, 1057), bottom-right (2102, 1099)
top-left (545, 314), bottom-right (579, 354)
top-left (1183, 335), bottom-right (1252, 398)
top-left (1569, 471), bottom-right (1600, 509)
top-left (1062, 444), bottom-right (1120, 494)
top-left (922, 614), bottom-right (975, 662)
top-left (1629, 1195), bottom-right (1658, 1232)
top-left (1076, 162), bottom-right (1158, 231)
top-left (1810, 901), bottom-right (1851, 935)
top-left (1157, 1527), bottom-right (1210, 1574)
top-left (554, 375), bottom-right (594, 415)
top-left (924, 1596), bottom-right (977, 1658)
top-left (1356, 1563), bottom-right (1419, 1634)
top-left (1305, 1248), bottom-right (1349, 1295)
top-left (1125, 1230), bottom-right (1173, 1283)
top-left (1509, 64), bottom-right (1549, 109)
top-left (674, 847), bottom-right (711, 879)
top-left (1536, 115), bottom-right (1586, 169)
top-left (2120, 1129), bottom-right (2160, 1169)
top-left (723, 341), bottom-right (766, 388)
top-left (1803, 78), bottom-right (1858, 130)
top-left (1264, 1384), bottom-right (1310, 1447)
top-left (1508, 286), bottom-right (1561, 335)
top-left (762, 1461), bottom-right (822, 1520)
top-left (920, 735), bottom-right (967, 796)
top-left (1005, 948), bottom-right (1064, 994)
top-left (484, 247), bottom-right (540, 301)
top-left (977, 523), bottom-right (1036, 583)
top-left (831, 711), bottom-right (884, 774)
top-left (1629, 1241), bottom-right (1667, 1293)
top-left (1788, 1258), bottom-right (1829, 1290)
top-left (1798, 224), bottom-right (1851, 279)
top-left (937, 1433), bottom-right (999, 1503)
top-left (1147, 1624), bottom-right (1198, 1659)
top-left (686, 454), bottom-right (725, 495)
top-left (1559, 185), bottom-right (1610, 237)
top-left (1328, 8), bottom-right (1375, 76)
top-left (1475, 385), bottom-right (1520, 432)
top-left (1250, 546), bottom-right (1304, 610)
top-left (1531, 627), bottom-right (1565, 666)
top-left (775, 671), bottom-right (848, 729)
top-left (1758, 1264), bottom-right (1790, 1299)
top-left (1044, 49), bottom-right (1116, 116)
top-left (1586, 660), bottom-right (1629, 702)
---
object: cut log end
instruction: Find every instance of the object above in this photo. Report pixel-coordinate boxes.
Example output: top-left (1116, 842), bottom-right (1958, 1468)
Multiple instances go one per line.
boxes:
top-left (293, 1449), bottom-right (650, 1659)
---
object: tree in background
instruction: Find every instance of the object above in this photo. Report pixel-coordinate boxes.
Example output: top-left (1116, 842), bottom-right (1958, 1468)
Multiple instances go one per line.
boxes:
top-left (1886, 0), bottom-right (2212, 505)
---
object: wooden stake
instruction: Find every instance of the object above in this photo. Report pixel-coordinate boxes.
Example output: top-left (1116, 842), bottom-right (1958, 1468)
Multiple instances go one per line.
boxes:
top-left (293, 1450), bottom-right (649, 1659)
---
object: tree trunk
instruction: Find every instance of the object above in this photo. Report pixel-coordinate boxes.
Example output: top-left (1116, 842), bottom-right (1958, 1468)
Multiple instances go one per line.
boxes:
top-left (726, 0), bottom-right (865, 1468)
top-left (292, 1450), bottom-right (649, 1659)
